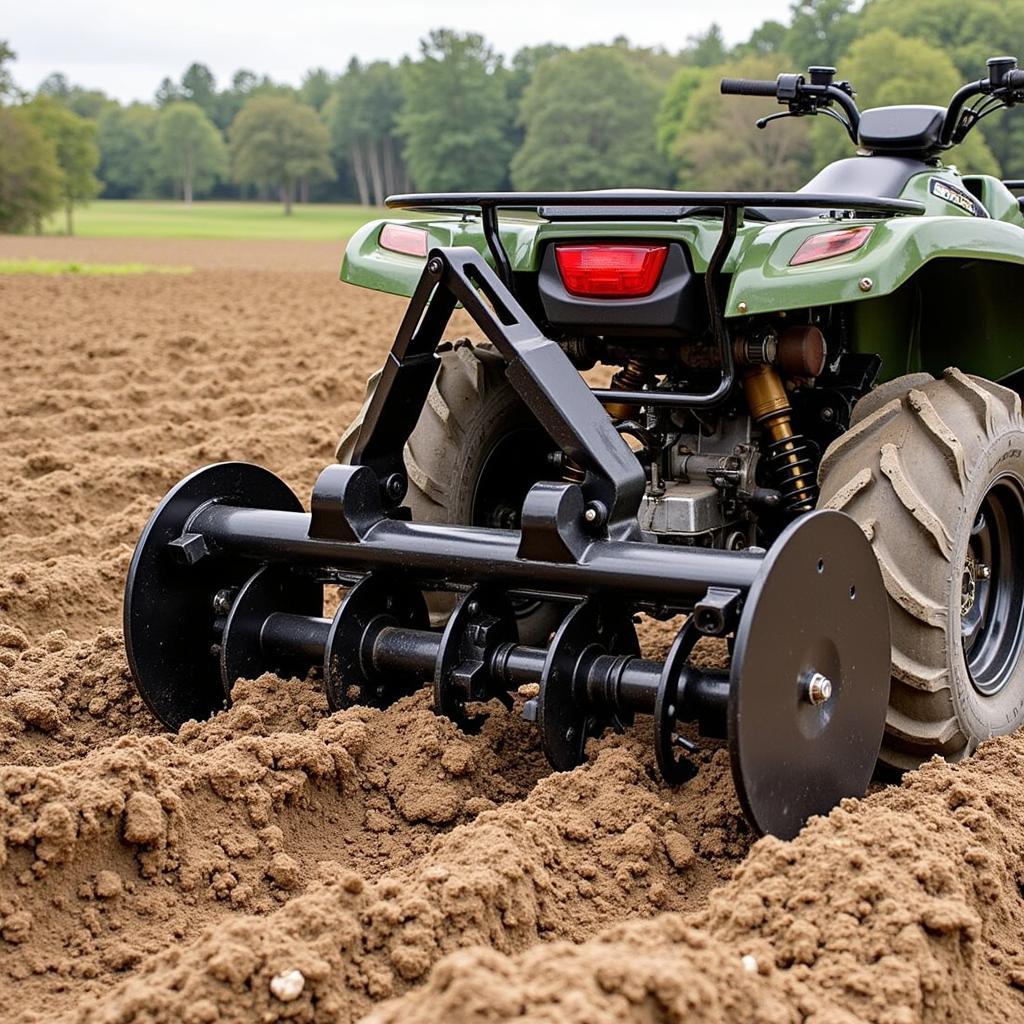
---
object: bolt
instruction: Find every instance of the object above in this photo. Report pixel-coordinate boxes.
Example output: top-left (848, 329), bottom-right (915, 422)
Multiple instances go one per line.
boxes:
top-left (804, 671), bottom-right (833, 705)
top-left (820, 407), bottom-right (835, 423)
top-left (737, 301), bottom-right (749, 313)
top-left (383, 473), bottom-right (407, 503)
top-left (976, 562), bottom-right (992, 581)
top-left (212, 590), bottom-right (232, 616)
top-left (582, 500), bottom-right (607, 529)
top-left (427, 257), bottom-right (444, 274)
top-left (858, 277), bottom-right (873, 292)
top-left (466, 600), bottom-right (480, 616)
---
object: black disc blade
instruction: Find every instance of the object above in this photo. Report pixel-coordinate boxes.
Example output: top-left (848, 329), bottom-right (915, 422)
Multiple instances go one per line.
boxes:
top-left (729, 509), bottom-right (890, 839)
top-left (123, 462), bottom-right (304, 730)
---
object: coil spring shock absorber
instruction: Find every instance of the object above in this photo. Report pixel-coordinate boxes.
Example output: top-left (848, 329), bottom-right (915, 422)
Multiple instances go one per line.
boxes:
top-left (737, 327), bottom-right (825, 513)
top-left (603, 358), bottom-right (652, 421)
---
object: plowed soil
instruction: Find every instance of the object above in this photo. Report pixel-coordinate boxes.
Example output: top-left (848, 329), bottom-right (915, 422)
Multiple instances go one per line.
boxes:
top-left (1, 237), bottom-right (1023, 1024)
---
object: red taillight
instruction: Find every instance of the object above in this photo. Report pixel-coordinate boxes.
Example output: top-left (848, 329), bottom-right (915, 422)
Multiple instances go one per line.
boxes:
top-left (380, 223), bottom-right (428, 257)
top-left (790, 225), bottom-right (873, 266)
top-left (554, 243), bottom-right (668, 298)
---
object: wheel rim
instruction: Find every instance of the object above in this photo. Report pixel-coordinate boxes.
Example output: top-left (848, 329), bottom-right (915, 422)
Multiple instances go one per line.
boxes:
top-left (962, 474), bottom-right (1024, 696)
top-left (472, 425), bottom-right (555, 531)
top-left (472, 425), bottom-right (557, 622)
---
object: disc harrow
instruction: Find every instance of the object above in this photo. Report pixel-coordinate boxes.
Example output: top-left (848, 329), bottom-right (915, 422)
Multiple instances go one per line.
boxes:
top-left (124, 247), bottom-right (891, 840)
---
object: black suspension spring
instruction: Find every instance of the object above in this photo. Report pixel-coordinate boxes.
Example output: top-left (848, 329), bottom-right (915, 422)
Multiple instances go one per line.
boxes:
top-left (764, 434), bottom-right (819, 512)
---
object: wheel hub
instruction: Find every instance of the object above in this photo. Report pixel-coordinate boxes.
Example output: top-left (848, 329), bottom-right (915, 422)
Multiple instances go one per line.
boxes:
top-left (962, 476), bottom-right (1024, 697)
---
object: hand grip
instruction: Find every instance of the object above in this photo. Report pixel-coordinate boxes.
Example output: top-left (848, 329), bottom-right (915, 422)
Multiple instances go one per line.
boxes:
top-left (720, 78), bottom-right (778, 97)
top-left (1005, 69), bottom-right (1024, 90)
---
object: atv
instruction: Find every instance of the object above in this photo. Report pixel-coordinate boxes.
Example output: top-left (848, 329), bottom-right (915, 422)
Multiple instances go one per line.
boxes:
top-left (124, 57), bottom-right (1024, 840)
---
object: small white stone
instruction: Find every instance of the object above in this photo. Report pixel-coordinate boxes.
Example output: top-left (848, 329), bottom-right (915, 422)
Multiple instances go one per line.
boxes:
top-left (270, 969), bottom-right (305, 1002)
top-left (741, 954), bottom-right (759, 974)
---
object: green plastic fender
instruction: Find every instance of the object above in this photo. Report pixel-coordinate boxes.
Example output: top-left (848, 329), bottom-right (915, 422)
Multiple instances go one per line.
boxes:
top-left (726, 171), bottom-right (1024, 320)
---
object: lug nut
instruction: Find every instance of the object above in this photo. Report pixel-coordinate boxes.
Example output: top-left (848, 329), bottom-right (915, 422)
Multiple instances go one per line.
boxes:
top-left (804, 671), bottom-right (833, 705)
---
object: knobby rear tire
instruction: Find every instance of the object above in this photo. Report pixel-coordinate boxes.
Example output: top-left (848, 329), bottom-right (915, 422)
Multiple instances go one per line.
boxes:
top-left (818, 368), bottom-right (1024, 770)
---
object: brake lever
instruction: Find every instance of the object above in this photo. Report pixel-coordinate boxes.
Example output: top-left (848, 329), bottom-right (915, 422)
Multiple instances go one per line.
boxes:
top-left (756, 106), bottom-right (855, 142)
top-left (756, 111), bottom-right (797, 129)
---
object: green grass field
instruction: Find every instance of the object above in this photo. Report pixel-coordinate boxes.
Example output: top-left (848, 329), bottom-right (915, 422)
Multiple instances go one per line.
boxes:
top-left (0, 258), bottom-right (193, 276)
top-left (42, 201), bottom-right (389, 241)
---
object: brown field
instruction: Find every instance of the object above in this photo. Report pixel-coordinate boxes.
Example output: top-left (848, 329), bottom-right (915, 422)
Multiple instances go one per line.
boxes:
top-left (1, 237), bottom-right (1023, 1023)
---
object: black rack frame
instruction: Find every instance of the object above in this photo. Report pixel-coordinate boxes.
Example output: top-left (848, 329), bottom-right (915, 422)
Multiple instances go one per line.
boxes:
top-left (383, 190), bottom-right (924, 414)
top-left (386, 189), bottom-right (925, 287)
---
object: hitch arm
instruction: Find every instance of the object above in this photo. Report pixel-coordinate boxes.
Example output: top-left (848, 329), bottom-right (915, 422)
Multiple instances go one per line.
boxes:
top-left (350, 247), bottom-right (646, 541)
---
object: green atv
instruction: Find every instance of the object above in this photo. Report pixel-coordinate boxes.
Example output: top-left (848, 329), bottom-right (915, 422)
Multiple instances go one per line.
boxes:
top-left (338, 58), bottom-right (1024, 774)
top-left (124, 56), bottom-right (1024, 839)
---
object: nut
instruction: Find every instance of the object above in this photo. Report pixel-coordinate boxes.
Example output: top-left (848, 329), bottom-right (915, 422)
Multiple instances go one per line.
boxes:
top-left (804, 671), bottom-right (833, 706)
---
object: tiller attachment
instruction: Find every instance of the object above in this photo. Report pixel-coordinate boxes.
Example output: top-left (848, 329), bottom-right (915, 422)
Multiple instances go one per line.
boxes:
top-left (124, 247), bottom-right (890, 840)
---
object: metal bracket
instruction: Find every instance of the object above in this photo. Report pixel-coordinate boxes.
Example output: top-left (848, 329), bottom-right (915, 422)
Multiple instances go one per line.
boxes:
top-left (350, 247), bottom-right (645, 544)
top-left (308, 464), bottom-right (385, 541)
top-left (692, 586), bottom-right (743, 636)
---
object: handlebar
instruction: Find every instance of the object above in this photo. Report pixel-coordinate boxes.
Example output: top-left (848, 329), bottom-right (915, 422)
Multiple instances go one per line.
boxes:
top-left (720, 71), bottom-right (861, 141)
top-left (720, 78), bottom-right (778, 97)
top-left (723, 56), bottom-right (1024, 153)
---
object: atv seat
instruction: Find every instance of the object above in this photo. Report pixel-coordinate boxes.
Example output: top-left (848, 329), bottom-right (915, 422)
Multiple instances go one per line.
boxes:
top-left (751, 155), bottom-right (930, 221)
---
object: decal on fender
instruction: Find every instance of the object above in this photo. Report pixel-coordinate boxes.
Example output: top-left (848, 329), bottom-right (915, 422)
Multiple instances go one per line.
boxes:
top-left (929, 178), bottom-right (987, 217)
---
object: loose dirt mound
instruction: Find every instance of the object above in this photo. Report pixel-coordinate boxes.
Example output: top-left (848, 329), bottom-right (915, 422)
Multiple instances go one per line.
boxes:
top-left (1, 238), bottom-right (1021, 1023)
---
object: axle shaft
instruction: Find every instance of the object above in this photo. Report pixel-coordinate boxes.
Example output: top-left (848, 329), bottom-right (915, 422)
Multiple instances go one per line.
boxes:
top-left (255, 609), bottom-right (729, 735)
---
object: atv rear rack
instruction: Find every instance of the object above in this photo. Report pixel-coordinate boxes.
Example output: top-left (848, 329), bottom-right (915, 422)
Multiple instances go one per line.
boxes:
top-left (385, 190), bottom-right (925, 286)
top-left (385, 191), bottom-right (924, 413)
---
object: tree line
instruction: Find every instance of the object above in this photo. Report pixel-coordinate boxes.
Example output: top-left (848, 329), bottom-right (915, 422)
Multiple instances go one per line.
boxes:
top-left (3, 0), bottom-right (1024, 234)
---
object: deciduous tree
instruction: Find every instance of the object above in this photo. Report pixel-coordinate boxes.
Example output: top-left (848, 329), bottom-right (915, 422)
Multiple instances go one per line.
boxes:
top-left (399, 30), bottom-right (514, 191)
top-left (0, 40), bottom-right (22, 102)
top-left (23, 97), bottom-right (101, 234)
top-left (511, 47), bottom-right (669, 190)
top-left (181, 63), bottom-right (217, 119)
top-left (97, 103), bottom-right (159, 197)
top-left (155, 101), bottom-right (227, 203)
top-left (686, 25), bottom-right (728, 68)
top-left (324, 59), bottom-right (405, 205)
top-left (787, 0), bottom-right (858, 69)
top-left (230, 95), bottom-right (334, 213)
top-left (0, 106), bottom-right (61, 231)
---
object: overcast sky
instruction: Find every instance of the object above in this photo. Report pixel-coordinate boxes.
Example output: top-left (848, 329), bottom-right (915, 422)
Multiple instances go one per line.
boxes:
top-left (7, 0), bottom-right (792, 103)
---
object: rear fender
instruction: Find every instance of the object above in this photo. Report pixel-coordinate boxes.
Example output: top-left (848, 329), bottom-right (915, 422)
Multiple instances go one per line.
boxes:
top-left (729, 215), bottom-right (1024, 382)
top-left (726, 214), bottom-right (1024, 320)
top-left (341, 217), bottom-right (539, 297)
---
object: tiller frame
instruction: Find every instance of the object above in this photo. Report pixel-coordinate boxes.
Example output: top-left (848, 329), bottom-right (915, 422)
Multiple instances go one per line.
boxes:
top-left (125, 237), bottom-right (892, 840)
